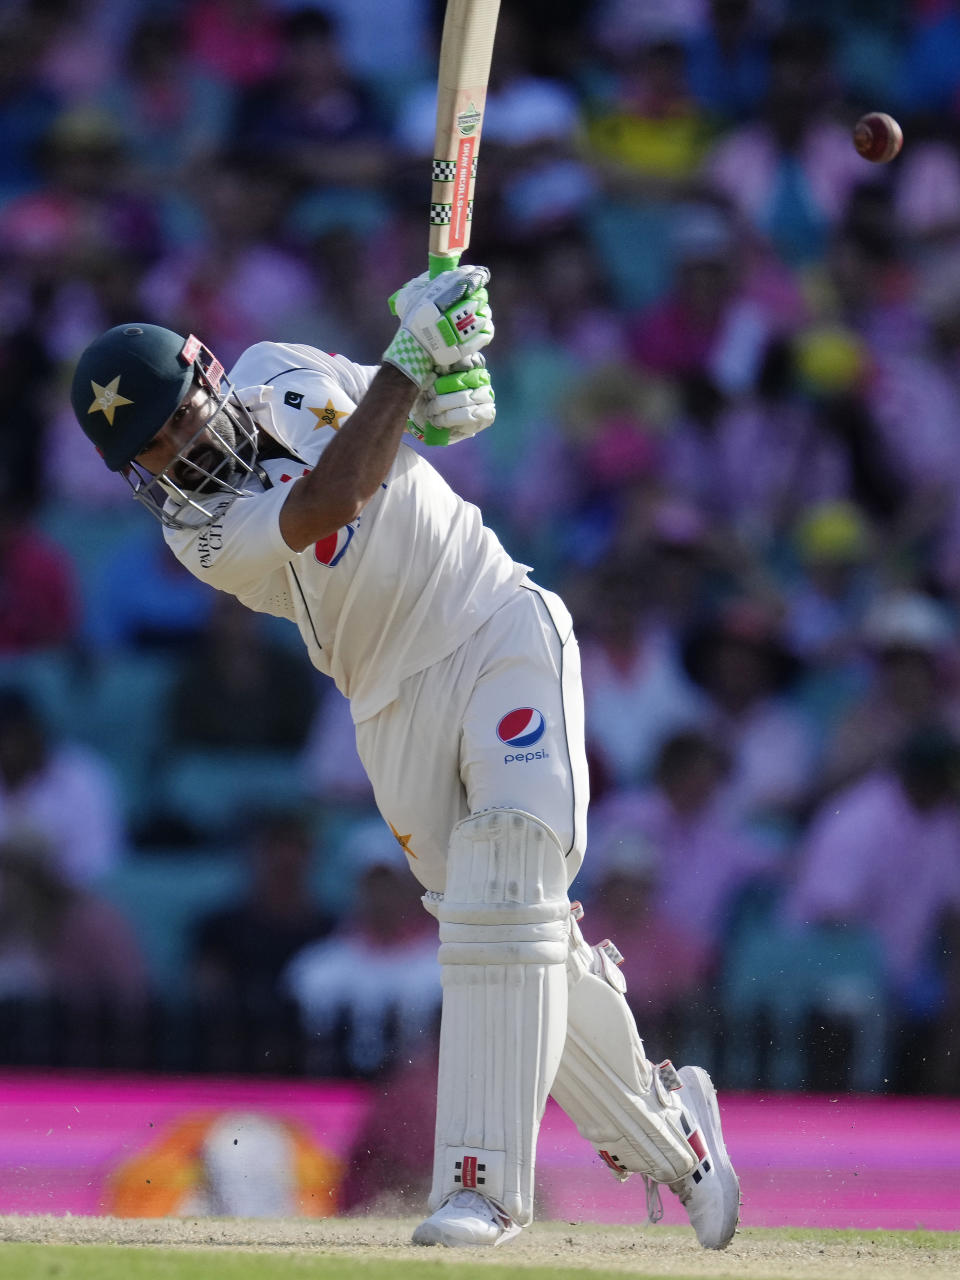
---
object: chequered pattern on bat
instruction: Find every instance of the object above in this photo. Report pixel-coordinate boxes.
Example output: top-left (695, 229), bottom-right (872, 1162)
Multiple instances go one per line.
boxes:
top-left (432, 157), bottom-right (479, 181)
top-left (429, 201), bottom-right (474, 225)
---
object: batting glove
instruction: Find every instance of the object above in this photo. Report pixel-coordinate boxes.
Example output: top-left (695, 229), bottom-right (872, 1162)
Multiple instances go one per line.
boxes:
top-left (407, 354), bottom-right (496, 445)
top-left (383, 266), bottom-right (494, 389)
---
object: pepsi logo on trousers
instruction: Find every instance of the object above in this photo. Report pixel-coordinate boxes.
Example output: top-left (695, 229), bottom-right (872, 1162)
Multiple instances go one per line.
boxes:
top-left (497, 708), bottom-right (550, 763)
top-left (496, 707), bottom-right (546, 748)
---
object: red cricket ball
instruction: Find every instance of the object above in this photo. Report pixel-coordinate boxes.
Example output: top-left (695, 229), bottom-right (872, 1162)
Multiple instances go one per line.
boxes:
top-left (853, 112), bottom-right (903, 164)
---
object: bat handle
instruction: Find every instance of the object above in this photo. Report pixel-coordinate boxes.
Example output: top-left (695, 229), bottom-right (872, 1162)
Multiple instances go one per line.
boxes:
top-left (420, 251), bottom-right (462, 443)
top-left (428, 251), bottom-right (461, 279)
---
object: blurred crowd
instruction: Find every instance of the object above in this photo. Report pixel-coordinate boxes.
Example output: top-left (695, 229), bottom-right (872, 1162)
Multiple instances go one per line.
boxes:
top-left (2, 0), bottom-right (960, 1098)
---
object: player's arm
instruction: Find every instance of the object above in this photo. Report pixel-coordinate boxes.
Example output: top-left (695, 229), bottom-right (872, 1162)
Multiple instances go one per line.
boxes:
top-left (278, 265), bottom-right (493, 553)
top-left (279, 363), bottom-right (416, 551)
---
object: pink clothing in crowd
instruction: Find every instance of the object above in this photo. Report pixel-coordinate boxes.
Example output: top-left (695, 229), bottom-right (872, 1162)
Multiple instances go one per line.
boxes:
top-left (707, 696), bottom-right (819, 823)
top-left (785, 770), bottom-right (960, 991)
top-left (0, 891), bottom-right (148, 1006)
top-left (0, 744), bottom-right (124, 886)
top-left (587, 787), bottom-right (775, 951)
top-left (0, 526), bottom-right (77, 653)
top-left (867, 352), bottom-right (960, 492)
top-left (49, 894), bottom-right (149, 1004)
top-left (580, 894), bottom-right (714, 1012)
top-left (663, 400), bottom-right (850, 531)
top-left (185, 1), bottom-right (282, 87)
top-left (579, 628), bottom-right (707, 787)
top-left (704, 120), bottom-right (876, 236)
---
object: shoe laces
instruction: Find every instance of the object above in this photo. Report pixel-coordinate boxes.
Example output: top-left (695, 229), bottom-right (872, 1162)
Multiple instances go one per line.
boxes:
top-left (641, 1175), bottom-right (664, 1224)
top-left (446, 1189), bottom-right (513, 1228)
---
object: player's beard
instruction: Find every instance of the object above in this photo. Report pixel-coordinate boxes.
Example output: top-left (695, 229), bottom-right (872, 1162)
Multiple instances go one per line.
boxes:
top-left (171, 403), bottom-right (242, 493)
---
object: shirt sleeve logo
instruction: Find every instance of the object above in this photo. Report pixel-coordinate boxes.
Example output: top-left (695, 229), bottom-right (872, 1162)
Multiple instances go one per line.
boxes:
top-left (308, 400), bottom-right (349, 430)
top-left (283, 390), bottom-right (304, 409)
top-left (314, 524), bottom-right (355, 566)
top-left (279, 468), bottom-right (357, 566)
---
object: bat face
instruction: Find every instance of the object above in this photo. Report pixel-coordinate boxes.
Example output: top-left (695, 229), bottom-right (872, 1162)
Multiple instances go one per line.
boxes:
top-left (429, 0), bottom-right (501, 277)
top-left (431, 102), bottom-right (480, 261)
top-left (420, 0), bottom-right (500, 446)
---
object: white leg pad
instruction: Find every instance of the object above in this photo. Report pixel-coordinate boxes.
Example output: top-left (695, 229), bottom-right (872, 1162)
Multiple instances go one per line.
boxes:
top-left (549, 913), bottom-right (698, 1185)
top-left (423, 809), bottom-right (570, 1225)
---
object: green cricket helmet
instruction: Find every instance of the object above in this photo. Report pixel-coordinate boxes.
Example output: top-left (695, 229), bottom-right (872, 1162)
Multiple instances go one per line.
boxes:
top-left (70, 324), bottom-right (259, 529)
top-left (71, 323), bottom-right (197, 471)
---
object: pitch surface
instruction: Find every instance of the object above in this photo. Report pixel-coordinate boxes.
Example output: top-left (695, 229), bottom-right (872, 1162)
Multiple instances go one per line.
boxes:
top-left (1, 1216), bottom-right (959, 1280)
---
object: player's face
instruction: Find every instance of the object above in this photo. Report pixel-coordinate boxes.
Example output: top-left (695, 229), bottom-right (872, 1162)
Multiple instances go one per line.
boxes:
top-left (134, 383), bottom-right (237, 490)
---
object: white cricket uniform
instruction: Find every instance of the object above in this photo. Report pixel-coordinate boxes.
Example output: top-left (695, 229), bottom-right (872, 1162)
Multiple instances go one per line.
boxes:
top-left (164, 341), bottom-right (588, 891)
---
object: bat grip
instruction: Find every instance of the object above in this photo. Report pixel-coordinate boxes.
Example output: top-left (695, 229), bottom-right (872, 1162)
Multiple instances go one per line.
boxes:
top-left (423, 251), bottom-right (465, 442)
top-left (429, 251), bottom-right (461, 279)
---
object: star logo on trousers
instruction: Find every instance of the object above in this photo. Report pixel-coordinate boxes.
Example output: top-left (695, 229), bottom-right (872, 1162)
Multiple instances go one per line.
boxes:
top-left (389, 822), bottom-right (417, 858)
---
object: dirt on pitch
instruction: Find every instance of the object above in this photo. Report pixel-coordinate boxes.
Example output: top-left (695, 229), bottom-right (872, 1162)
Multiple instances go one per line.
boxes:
top-left (1, 1215), bottom-right (957, 1279)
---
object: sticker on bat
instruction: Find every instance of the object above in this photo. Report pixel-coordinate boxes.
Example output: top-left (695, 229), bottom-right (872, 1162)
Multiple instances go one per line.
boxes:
top-left (457, 103), bottom-right (482, 136)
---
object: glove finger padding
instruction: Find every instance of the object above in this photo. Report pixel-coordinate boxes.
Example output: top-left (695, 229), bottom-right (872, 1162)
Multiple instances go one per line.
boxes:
top-left (384, 266), bottom-right (494, 387)
top-left (408, 361), bottom-right (496, 444)
top-left (389, 267), bottom-right (490, 320)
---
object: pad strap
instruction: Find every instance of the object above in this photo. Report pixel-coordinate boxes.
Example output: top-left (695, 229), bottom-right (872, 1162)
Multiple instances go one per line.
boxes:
top-left (550, 911), bottom-right (698, 1185)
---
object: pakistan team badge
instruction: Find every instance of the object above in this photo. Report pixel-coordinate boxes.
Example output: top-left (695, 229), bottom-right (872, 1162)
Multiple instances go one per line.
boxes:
top-left (88, 376), bottom-right (133, 425)
top-left (309, 400), bottom-right (349, 431)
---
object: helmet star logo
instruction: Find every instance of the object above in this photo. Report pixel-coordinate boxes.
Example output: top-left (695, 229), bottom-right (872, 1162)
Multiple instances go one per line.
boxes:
top-left (308, 400), bottom-right (349, 431)
top-left (88, 376), bottom-right (133, 425)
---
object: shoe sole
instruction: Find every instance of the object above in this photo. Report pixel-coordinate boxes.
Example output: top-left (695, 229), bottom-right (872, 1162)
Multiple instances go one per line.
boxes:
top-left (411, 1223), bottom-right (444, 1246)
top-left (411, 1220), bottom-right (522, 1248)
top-left (678, 1065), bottom-right (741, 1249)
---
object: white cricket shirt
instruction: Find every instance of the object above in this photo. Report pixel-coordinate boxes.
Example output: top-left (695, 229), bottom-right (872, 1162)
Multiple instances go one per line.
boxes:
top-left (164, 341), bottom-right (529, 722)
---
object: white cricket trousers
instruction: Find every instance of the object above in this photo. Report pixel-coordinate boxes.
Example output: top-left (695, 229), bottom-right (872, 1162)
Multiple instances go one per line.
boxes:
top-left (354, 582), bottom-right (589, 894)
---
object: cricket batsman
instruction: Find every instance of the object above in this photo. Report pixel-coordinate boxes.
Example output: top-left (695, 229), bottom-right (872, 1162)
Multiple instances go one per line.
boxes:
top-left (70, 265), bottom-right (740, 1248)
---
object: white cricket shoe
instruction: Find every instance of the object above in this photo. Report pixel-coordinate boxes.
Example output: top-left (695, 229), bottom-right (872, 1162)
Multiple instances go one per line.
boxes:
top-left (669, 1065), bottom-right (741, 1250)
top-left (411, 1190), bottom-right (522, 1248)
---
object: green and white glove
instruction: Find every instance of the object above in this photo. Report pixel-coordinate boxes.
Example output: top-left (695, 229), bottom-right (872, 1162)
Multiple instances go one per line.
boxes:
top-left (407, 354), bottom-right (496, 446)
top-left (383, 265), bottom-right (494, 389)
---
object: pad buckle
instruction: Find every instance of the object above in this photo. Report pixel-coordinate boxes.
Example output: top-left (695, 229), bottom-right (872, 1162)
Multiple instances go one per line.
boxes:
top-left (598, 938), bottom-right (624, 967)
top-left (657, 1060), bottom-right (683, 1092)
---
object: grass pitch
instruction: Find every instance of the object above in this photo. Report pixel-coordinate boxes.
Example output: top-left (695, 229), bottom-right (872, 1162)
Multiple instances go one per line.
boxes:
top-left (0, 1218), bottom-right (958, 1280)
top-left (0, 1246), bottom-right (634, 1280)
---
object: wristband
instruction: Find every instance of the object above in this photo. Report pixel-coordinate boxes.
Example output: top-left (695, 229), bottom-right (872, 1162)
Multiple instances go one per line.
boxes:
top-left (382, 329), bottom-right (435, 389)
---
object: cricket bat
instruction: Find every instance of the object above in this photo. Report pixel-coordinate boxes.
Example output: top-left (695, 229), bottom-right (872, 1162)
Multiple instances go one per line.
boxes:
top-left (421, 0), bottom-right (500, 443)
top-left (429, 0), bottom-right (501, 279)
